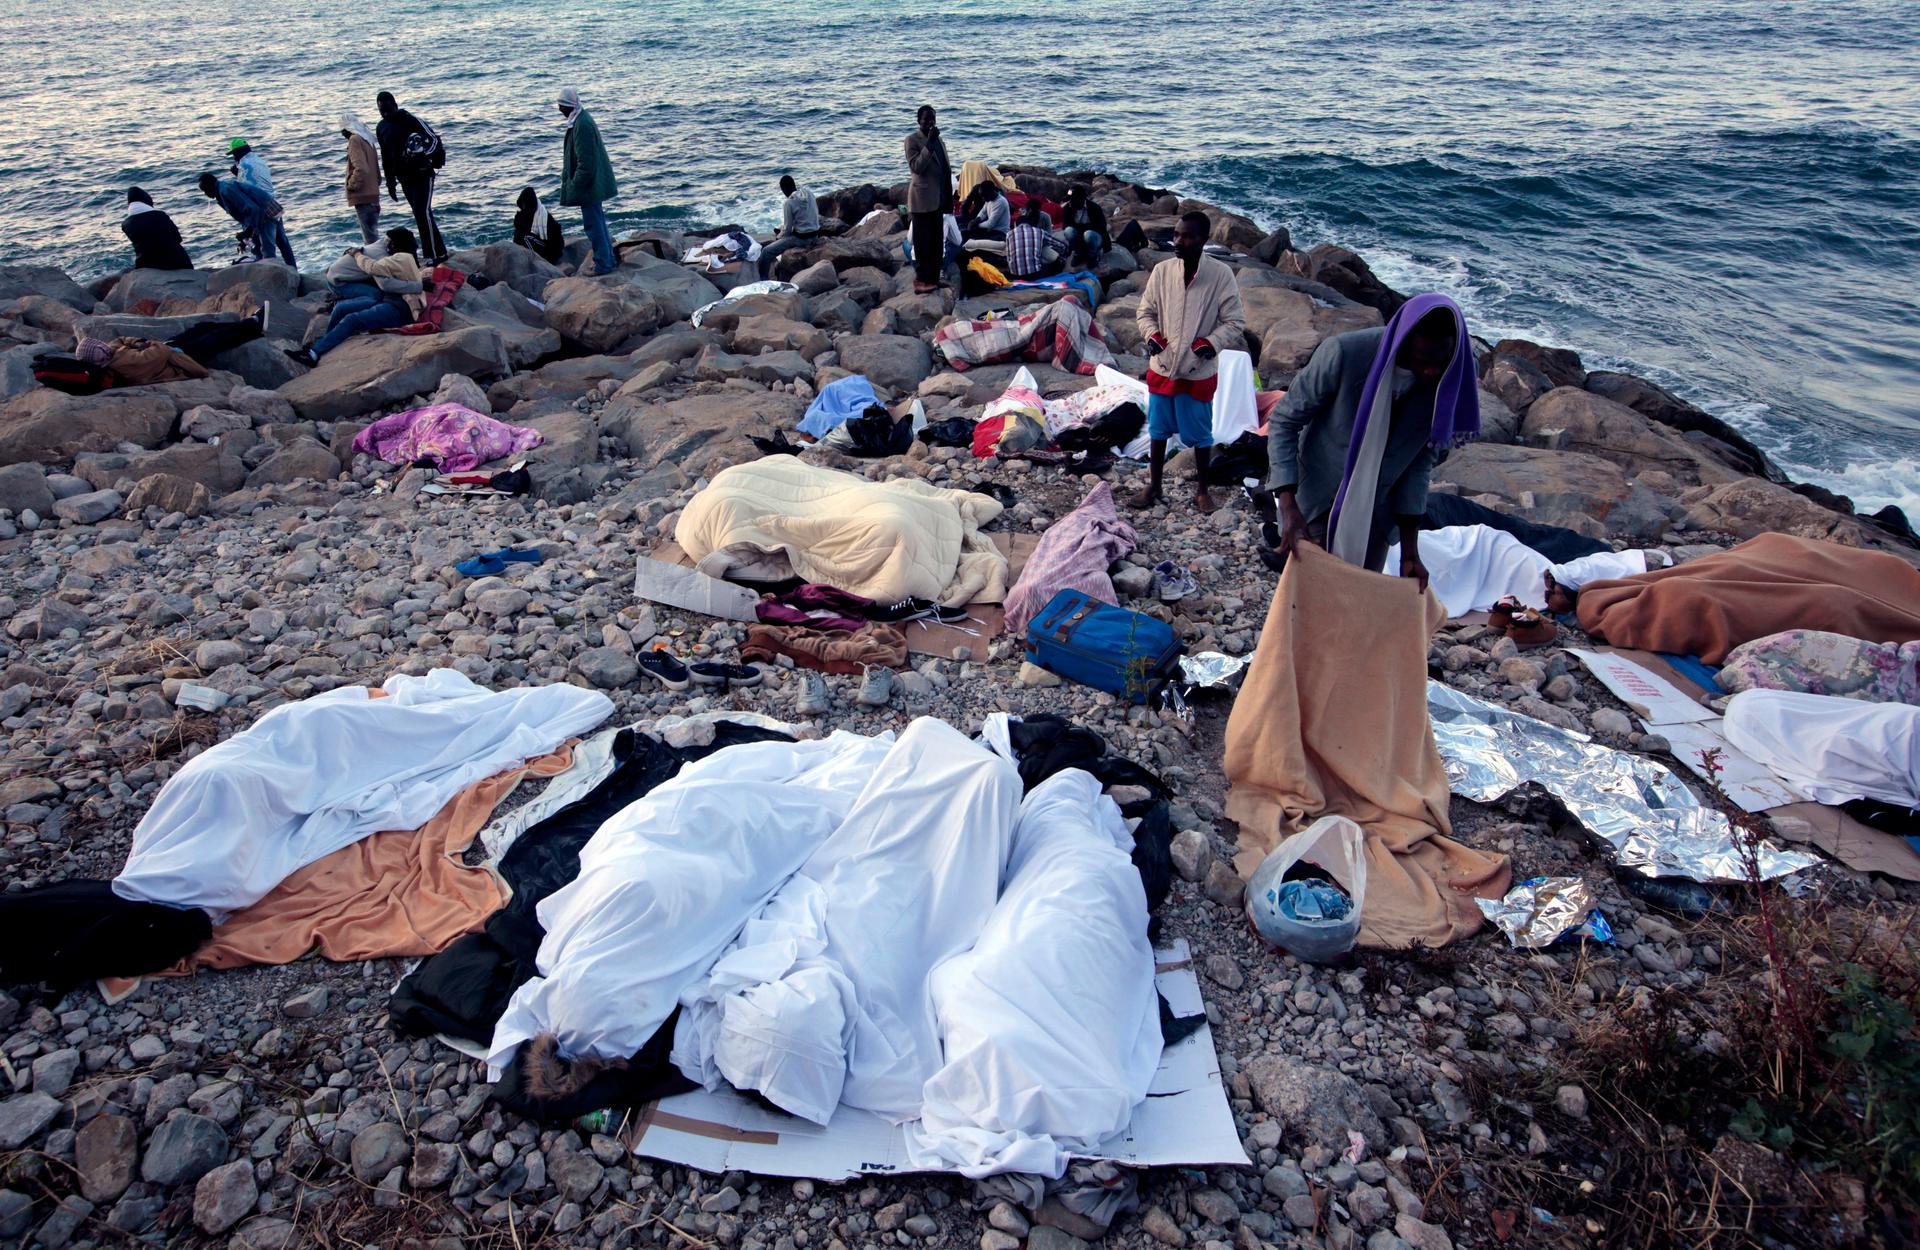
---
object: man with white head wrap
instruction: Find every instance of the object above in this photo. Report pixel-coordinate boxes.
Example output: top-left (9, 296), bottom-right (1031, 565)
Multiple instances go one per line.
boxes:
top-left (556, 87), bottom-right (619, 274)
top-left (340, 113), bottom-right (382, 243)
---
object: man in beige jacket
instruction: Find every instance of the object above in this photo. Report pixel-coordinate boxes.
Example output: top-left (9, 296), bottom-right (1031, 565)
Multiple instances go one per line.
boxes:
top-left (1134, 210), bottom-right (1245, 512)
top-left (903, 105), bottom-right (953, 293)
top-left (341, 113), bottom-right (382, 244)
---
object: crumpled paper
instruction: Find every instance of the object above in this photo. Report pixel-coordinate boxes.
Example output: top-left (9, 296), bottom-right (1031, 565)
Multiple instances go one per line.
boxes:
top-left (1475, 876), bottom-right (1613, 948)
top-left (1426, 681), bottom-right (1817, 884)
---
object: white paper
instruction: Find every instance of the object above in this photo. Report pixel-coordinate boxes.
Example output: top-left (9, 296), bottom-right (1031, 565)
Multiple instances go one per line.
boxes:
top-left (1568, 649), bottom-right (1717, 725)
top-left (1657, 720), bottom-right (1806, 813)
top-left (622, 940), bottom-right (1248, 1180)
top-left (633, 556), bottom-right (762, 622)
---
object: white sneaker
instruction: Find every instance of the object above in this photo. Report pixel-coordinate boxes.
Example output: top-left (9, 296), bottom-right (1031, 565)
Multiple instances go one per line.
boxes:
top-left (795, 670), bottom-right (830, 717)
top-left (855, 665), bottom-right (893, 708)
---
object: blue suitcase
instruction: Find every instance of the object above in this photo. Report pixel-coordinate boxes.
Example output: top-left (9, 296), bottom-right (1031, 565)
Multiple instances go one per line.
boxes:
top-left (1023, 588), bottom-right (1183, 702)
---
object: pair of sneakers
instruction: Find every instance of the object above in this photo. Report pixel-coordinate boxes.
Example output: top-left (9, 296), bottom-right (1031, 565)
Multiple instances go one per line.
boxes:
top-left (638, 651), bottom-right (763, 691)
top-left (791, 666), bottom-right (892, 716)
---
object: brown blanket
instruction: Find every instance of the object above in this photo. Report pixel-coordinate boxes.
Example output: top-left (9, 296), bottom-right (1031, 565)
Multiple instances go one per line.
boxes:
top-left (1576, 533), bottom-right (1920, 664)
top-left (1224, 542), bottom-right (1509, 949)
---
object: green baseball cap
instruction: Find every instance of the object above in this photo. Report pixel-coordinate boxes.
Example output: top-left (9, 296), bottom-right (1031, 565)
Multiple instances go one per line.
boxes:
top-left (227, 137), bottom-right (249, 153)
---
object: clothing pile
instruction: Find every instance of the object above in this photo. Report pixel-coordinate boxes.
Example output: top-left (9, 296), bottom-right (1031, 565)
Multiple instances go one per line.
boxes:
top-left (1382, 524), bottom-right (1650, 618)
top-left (351, 402), bottom-right (546, 473)
top-left (684, 230), bottom-right (761, 272)
top-left (1005, 482), bottom-right (1138, 635)
top-left (934, 299), bottom-right (1115, 375)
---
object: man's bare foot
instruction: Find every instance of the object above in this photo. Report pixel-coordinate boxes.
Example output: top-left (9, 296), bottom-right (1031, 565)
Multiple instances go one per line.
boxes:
top-left (1128, 489), bottom-right (1163, 510)
top-left (913, 281), bottom-right (937, 294)
top-left (1192, 488), bottom-right (1217, 514)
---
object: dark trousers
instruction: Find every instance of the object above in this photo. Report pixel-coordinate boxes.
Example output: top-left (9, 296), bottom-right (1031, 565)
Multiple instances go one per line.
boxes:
top-left (400, 174), bottom-right (447, 261)
top-left (910, 211), bottom-right (945, 285)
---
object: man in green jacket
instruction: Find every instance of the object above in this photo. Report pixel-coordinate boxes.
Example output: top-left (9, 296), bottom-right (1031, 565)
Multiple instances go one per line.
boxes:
top-left (557, 87), bottom-right (619, 274)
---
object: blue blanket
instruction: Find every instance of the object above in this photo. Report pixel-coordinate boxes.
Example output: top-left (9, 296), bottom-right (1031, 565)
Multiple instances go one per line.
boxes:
top-left (798, 375), bottom-right (880, 439)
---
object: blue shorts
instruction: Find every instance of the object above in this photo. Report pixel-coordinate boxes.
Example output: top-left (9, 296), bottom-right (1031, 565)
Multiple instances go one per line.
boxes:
top-left (1147, 391), bottom-right (1214, 448)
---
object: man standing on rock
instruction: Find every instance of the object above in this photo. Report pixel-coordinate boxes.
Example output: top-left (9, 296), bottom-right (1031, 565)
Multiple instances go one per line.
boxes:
top-left (904, 105), bottom-right (953, 294)
top-left (757, 174), bottom-right (822, 279)
top-left (1132, 211), bottom-right (1245, 513)
top-left (1265, 293), bottom-right (1480, 582)
top-left (557, 87), bottom-right (620, 276)
top-left (376, 91), bottom-right (449, 265)
top-left (227, 138), bottom-right (296, 266)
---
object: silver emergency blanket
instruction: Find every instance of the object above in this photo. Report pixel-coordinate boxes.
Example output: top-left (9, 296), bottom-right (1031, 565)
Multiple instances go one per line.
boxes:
top-left (1474, 877), bottom-right (1608, 948)
top-left (1426, 681), bottom-right (1817, 883)
top-left (1178, 651), bottom-right (1251, 690)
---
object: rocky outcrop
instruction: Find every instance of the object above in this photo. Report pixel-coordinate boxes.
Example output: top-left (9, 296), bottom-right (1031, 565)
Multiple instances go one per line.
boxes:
top-left (1303, 245), bottom-right (1403, 316)
top-left (612, 255), bottom-right (723, 322)
top-left (445, 242), bottom-right (566, 301)
top-left (448, 282), bottom-right (562, 370)
top-left (1584, 369), bottom-right (1778, 479)
top-left (837, 333), bottom-right (933, 394)
top-left (245, 437), bottom-right (341, 488)
top-left (692, 345), bottom-right (815, 386)
top-left (106, 269), bottom-right (211, 312)
top-left (0, 389), bottom-right (177, 465)
top-left (728, 315), bottom-right (830, 360)
top-left (487, 353), bottom-right (640, 411)
top-left (1679, 478), bottom-right (1917, 553)
top-left (541, 277), bottom-right (663, 354)
top-left (601, 389), bottom-right (806, 477)
top-left (124, 472), bottom-right (213, 517)
top-left (0, 265), bottom-right (97, 311)
top-left (1522, 386), bottom-right (1743, 490)
top-left (1434, 442), bottom-right (1677, 540)
top-left (75, 445), bottom-right (245, 494)
top-left (277, 327), bottom-right (511, 421)
top-left (1488, 338), bottom-right (1586, 389)
top-left (1235, 277), bottom-right (1381, 373)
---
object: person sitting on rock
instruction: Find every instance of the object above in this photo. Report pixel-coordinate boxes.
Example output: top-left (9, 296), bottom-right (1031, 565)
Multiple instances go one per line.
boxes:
top-left (121, 187), bottom-right (192, 271)
top-left (757, 174), bottom-right (823, 279)
top-left (198, 171), bottom-right (280, 264)
top-left (964, 181), bottom-right (1010, 241)
top-left (513, 187), bottom-right (565, 264)
top-left (1003, 201), bottom-right (1062, 279)
top-left (1265, 293), bottom-right (1481, 584)
top-left (286, 228), bottom-right (428, 367)
top-left (1132, 211), bottom-right (1246, 514)
top-left (1062, 184), bottom-right (1108, 264)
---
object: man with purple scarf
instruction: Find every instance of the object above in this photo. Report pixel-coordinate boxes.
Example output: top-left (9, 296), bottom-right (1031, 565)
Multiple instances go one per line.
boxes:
top-left (1264, 293), bottom-right (1480, 585)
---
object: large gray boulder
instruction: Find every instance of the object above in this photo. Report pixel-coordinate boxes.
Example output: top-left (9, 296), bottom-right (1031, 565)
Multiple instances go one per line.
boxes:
top-left (1234, 278), bottom-right (1380, 374)
top-left (728, 315), bottom-right (829, 360)
top-left (0, 265), bottom-right (96, 311)
top-left (206, 262), bottom-right (300, 308)
top-left (795, 237), bottom-right (898, 275)
top-left (837, 333), bottom-right (932, 393)
top-left (1433, 442), bottom-right (1676, 541)
top-left (72, 311), bottom-right (240, 342)
top-left (246, 437), bottom-right (342, 487)
top-left (0, 389), bottom-right (177, 465)
top-left (614, 254), bottom-right (724, 321)
top-left (601, 390), bottom-right (806, 477)
top-left (1680, 479), bottom-right (1916, 554)
top-left (106, 268), bottom-right (211, 312)
top-left (0, 462), bottom-right (54, 516)
top-left (1523, 387), bottom-right (1742, 490)
top-left (692, 345), bottom-right (815, 386)
top-left (276, 326), bottom-right (510, 421)
top-left (630, 327), bottom-right (725, 369)
top-left (445, 242), bottom-right (566, 300)
top-left (542, 277), bottom-right (664, 353)
top-left (75, 444), bottom-right (246, 494)
top-left (209, 338), bottom-right (306, 390)
top-left (487, 353), bottom-right (639, 411)
top-left (448, 282), bottom-right (561, 370)
top-left (0, 343), bottom-right (61, 405)
top-left (696, 289), bottom-right (811, 330)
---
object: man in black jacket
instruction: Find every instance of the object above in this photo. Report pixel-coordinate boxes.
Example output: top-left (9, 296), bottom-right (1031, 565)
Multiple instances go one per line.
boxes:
top-left (121, 187), bottom-right (193, 270)
top-left (1062, 184), bottom-right (1108, 265)
top-left (375, 91), bottom-right (448, 263)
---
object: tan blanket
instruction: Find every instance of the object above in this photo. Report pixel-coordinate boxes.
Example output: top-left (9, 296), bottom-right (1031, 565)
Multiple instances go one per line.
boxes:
top-left (1576, 532), bottom-right (1920, 664)
top-left (1224, 542), bottom-right (1510, 948)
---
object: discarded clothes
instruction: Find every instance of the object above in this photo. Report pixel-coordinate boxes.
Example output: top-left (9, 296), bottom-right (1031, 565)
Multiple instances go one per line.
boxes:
top-left (114, 670), bottom-right (613, 921)
top-left (741, 622), bottom-right (909, 674)
top-left (798, 375), bottom-right (881, 440)
top-left (672, 720), bottom-right (1022, 1125)
top-left (1717, 630), bottom-right (1920, 705)
top-left (0, 881), bottom-right (212, 990)
top-left (1576, 533), bottom-right (1920, 663)
top-left (1723, 690), bottom-right (1920, 807)
top-left (1225, 542), bottom-right (1510, 948)
top-left (1382, 524), bottom-right (1648, 617)
top-left (675, 457), bottom-right (1010, 606)
top-left (487, 731), bottom-right (900, 1073)
top-left (1427, 680), bottom-right (1817, 882)
top-left (351, 403), bottom-right (545, 473)
top-left (905, 769), bottom-right (1159, 1177)
top-left (1004, 482), bottom-right (1138, 635)
top-left (934, 299), bottom-right (1115, 375)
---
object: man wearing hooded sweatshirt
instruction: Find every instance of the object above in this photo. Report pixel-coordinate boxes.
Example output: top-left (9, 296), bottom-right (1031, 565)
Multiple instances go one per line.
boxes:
top-left (199, 172), bottom-right (279, 263)
top-left (287, 228), bottom-right (428, 366)
top-left (228, 139), bottom-right (296, 266)
top-left (121, 188), bottom-right (192, 271)
top-left (340, 115), bottom-right (382, 244)
top-left (1265, 294), bottom-right (1480, 582)
top-left (376, 92), bottom-right (448, 264)
top-left (1133, 211), bottom-right (1246, 514)
top-left (557, 88), bottom-right (618, 275)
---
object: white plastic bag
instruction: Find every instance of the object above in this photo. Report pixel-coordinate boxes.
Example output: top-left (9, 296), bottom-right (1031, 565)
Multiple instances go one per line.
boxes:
top-left (1245, 815), bottom-right (1367, 963)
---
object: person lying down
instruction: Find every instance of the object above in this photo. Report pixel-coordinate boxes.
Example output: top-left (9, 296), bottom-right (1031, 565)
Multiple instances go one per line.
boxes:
top-left (1381, 523), bottom-right (1660, 619)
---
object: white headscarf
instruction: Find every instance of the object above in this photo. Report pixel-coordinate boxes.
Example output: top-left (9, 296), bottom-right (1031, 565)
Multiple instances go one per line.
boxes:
top-left (557, 87), bottom-right (581, 128)
top-left (340, 112), bottom-right (376, 146)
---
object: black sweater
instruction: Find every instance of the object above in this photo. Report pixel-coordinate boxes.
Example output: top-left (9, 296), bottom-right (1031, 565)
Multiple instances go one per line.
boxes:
top-left (123, 209), bottom-right (193, 271)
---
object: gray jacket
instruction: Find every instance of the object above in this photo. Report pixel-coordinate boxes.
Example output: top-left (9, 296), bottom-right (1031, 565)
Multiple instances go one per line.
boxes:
top-left (1267, 326), bottom-right (1439, 549)
top-left (903, 128), bottom-right (953, 214)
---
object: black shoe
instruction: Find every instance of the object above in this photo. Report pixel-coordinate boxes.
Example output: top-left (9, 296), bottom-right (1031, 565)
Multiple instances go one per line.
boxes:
top-left (283, 346), bottom-right (317, 368)
top-left (690, 662), bottom-right (763, 688)
top-left (638, 652), bottom-right (691, 691)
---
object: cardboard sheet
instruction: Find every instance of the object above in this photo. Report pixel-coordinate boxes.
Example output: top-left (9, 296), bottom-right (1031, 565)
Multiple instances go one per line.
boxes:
top-left (1568, 648), bottom-right (1718, 725)
top-left (1764, 801), bottom-right (1920, 882)
top-left (618, 940), bottom-right (1248, 1180)
top-left (646, 531), bottom-right (1039, 661)
top-left (1657, 720), bottom-right (1806, 813)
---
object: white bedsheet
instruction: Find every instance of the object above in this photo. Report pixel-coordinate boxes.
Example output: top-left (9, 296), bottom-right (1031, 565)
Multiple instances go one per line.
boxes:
top-left (113, 670), bottom-right (613, 921)
top-left (1384, 524), bottom-right (1647, 617)
top-left (487, 731), bottom-right (894, 1073)
top-left (673, 718), bottom-right (1021, 1125)
top-left (906, 769), bottom-right (1160, 1177)
top-left (1723, 690), bottom-right (1920, 807)
top-left (1211, 349), bottom-right (1260, 446)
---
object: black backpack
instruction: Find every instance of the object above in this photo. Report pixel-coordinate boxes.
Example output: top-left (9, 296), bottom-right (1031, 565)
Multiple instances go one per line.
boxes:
top-left (405, 117), bottom-right (447, 171)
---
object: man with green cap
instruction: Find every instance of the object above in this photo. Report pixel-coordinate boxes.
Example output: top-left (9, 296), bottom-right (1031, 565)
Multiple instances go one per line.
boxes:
top-left (228, 137), bottom-right (296, 266)
top-left (556, 88), bottom-right (618, 275)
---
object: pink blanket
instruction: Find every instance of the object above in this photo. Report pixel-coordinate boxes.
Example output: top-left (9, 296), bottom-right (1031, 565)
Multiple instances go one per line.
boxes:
top-left (351, 403), bottom-right (544, 473)
top-left (1005, 481), bottom-right (1138, 634)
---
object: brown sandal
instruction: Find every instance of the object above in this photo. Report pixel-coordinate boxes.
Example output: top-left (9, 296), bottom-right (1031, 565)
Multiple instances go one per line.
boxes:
top-left (1507, 610), bottom-right (1557, 647)
top-left (1488, 595), bottom-right (1522, 634)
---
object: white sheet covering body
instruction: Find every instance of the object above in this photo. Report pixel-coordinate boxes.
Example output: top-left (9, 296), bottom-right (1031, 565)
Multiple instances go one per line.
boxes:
top-left (1210, 349), bottom-right (1259, 446)
top-left (906, 769), bottom-right (1160, 1177)
top-left (674, 718), bottom-right (1021, 1125)
top-left (113, 670), bottom-right (613, 921)
top-left (487, 732), bottom-right (896, 1073)
top-left (1383, 524), bottom-right (1648, 618)
top-left (1723, 690), bottom-right (1920, 806)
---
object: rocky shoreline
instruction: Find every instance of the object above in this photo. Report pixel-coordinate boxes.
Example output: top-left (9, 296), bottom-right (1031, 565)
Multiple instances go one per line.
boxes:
top-left (0, 167), bottom-right (1912, 1250)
